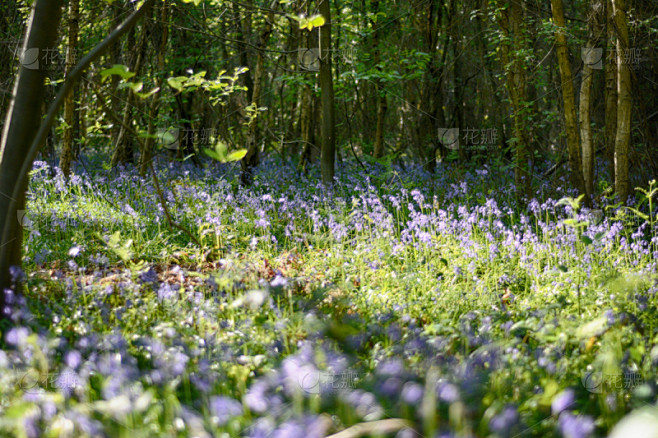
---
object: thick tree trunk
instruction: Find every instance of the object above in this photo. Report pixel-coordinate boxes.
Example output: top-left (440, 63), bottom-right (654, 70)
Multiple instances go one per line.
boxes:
top-left (139, 1), bottom-right (167, 176)
top-left (497, 0), bottom-right (532, 198)
top-left (319, 0), bottom-right (336, 185)
top-left (60, 0), bottom-right (80, 178)
top-left (550, 0), bottom-right (587, 196)
top-left (611, 0), bottom-right (631, 203)
top-left (0, 0), bottom-right (64, 318)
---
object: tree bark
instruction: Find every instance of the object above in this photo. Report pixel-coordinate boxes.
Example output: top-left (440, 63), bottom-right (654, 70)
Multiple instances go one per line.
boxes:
top-left (579, 0), bottom-right (604, 202)
top-left (319, 0), bottom-right (336, 185)
top-left (604, 0), bottom-right (617, 189)
top-left (550, 0), bottom-right (587, 197)
top-left (611, 0), bottom-right (631, 203)
top-left (110, 23), bottom-right (145, 168)
top-left (139, 1), bottom-right (168, 176)
top-left (60, 0), bottom-right (80, 178)
top-left (241, 0), bottom-right (278, 185)
top-left (497, 0), bottom-right (532, 198)
top-left (371, 0), bottom-right (387, 159)
top-left (0, 0), bottom-right (63, 318)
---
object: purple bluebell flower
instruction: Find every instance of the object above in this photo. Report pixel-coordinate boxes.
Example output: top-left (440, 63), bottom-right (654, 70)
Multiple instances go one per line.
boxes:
top-left (5, 326), bottom-right (29, 346)
top-left (437, 382), bottom-right (459, 403)
top-left (490, 405), bottom-right (519, 435)
top-left (552, 389), bottom-right (576, 415)
top-left (558, 412), bottom-right (595, 438)
top-left (401, 382), bottom-right (424, 404)
top-left (157, 283), bottom-right (179, 301)
top-left (64, 350), bottom-right (82, 369)
top-left (209, 396), bottom-right (242, 426)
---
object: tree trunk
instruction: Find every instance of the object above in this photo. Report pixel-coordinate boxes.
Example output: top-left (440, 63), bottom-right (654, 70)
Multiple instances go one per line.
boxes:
top-left (299, 83), bottom-right (314, 171)
top-left (139, 1), bottom-right (167, 176)
top-left (241, 1), bottom-right (278, 185)
top-left (60, 0), bottom-right (80, 178)
top-left (496, 0), bottom-right (532, 199)
top-left (371, 0), bottom-right (387, 159)
top-left (611, 0), bottom-right (631, 203)
top-left (604, 0), bottom-right (617, 188)
top-left (579, 0), bottom-right (604, 202)
top-left (550, 0), bottom-right (587, 197)
top-left (0, 2), bottom-right (22, 133)
top-left (110, 23), bottom-right (146, 168)
top-left (0, 0), bottom-right (64, 318)
top-left (319, 0), bottom-right (336, 185)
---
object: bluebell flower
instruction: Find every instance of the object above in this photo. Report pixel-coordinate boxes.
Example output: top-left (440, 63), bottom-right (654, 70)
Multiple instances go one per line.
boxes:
top-left (5, 326), bottom-right (29, 346)
top-left (558, 412), bottom-right (595, 438)
top-left (209, 396), bottom-right (242, 426)
top-left (490, 405), bottom-right (519, 436)
top-left (437, 382), bottom-right (459, 403)
top-left (401, 382), bottom-right (424, 404)
top-left (552, 389), bottom-right (576, 415)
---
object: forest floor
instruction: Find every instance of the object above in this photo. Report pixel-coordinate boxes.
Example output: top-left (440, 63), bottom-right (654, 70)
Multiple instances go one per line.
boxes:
top-left (0, 156), bottom-right (657, 437)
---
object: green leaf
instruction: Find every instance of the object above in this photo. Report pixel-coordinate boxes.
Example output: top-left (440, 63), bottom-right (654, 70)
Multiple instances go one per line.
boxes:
top-left (309, 14), bottom-right (325, 28)
top-left (124, 81), bottom-right (143, 93)
top-left (135, 86), bottom-right (160, 99)
top-left (300, 14), bottom-right (325, 31)
top-left (167, 76), bottom-right (186, 92)
top-left (226, 149), bottom-right (248, 162)
top-left (576, 317), bottom-right (608, 340)
top-left (204, 148), bottom-right (222, 161)
top-left (100, 64), bottom-right (135, 81)
top-left (580, 235), bottom-right (593, 245)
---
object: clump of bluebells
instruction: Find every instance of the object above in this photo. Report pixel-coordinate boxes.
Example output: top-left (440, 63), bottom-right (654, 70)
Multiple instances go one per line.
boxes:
top-left (0, 156), bottom-right (656, 437)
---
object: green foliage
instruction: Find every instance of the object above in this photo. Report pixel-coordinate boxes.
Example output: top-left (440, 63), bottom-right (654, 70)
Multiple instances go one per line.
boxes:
top-left (294, 14), bottom-right (326, 31)
top-left (204, 141), bottom-right (247, 162)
